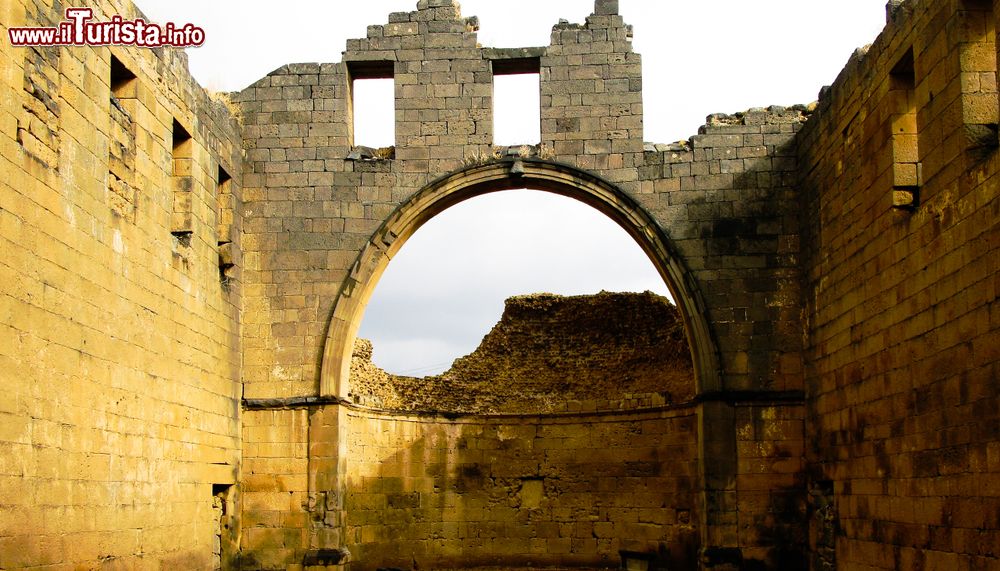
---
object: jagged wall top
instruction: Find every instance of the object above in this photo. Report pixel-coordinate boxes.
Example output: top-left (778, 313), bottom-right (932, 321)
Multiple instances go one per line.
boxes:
top-left (319, 0), bottom-right (643, 177)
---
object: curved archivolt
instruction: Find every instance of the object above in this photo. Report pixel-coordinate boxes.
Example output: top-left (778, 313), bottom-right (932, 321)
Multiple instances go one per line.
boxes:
top-left (319, 159), bottom-right (720, 397)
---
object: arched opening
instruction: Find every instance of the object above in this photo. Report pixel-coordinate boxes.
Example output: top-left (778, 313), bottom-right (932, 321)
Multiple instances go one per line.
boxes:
top-left (320, 159), bottom-right (720, 399)
top-left (357, 189), bottom-right (673, 375)
top-left (353, 189), bottom-right (688, 413)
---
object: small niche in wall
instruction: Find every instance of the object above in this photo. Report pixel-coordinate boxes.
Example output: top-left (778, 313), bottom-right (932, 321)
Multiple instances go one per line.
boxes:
top-left (492, 57), bottom-right (541, 146)
top-left (110, 55), bottom-right (137, 100)
top-left (171, 119), bottom-right (194, 240)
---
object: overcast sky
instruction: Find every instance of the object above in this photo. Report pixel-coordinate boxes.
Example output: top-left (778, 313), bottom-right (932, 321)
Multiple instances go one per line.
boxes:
top-left (135, 0), bottom-right (887, 374)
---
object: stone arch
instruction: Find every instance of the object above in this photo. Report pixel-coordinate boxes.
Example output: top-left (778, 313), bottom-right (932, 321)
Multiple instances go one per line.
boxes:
top-left (319, 159), bottom-right (721, 398)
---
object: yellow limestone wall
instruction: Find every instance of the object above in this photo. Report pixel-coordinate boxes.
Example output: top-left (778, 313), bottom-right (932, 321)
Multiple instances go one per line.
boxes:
top-left (0, 0), bottom-right (243, 568)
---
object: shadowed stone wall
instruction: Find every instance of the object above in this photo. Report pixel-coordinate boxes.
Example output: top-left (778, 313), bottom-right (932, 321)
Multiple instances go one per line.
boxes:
top-left (338, 408), bottom-right (700, 571)
top-left (798, 0), bottom-right (1000, 569)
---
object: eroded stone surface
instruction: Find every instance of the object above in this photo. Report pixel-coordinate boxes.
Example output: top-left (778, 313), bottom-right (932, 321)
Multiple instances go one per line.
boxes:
top-left (350, 291), bottom-right (693, 413)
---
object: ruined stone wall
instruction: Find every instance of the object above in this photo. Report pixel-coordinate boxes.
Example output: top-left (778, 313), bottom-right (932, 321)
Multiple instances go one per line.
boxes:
top-left (540, 0), bottom-right (644, 181)
top-left (0, 0), bottom-right (244, 568)
top-left (638, 107), bottom-right (806, 396)
top-left (638, 109), bottom-right (810, 569)
top-left (4, 0), bottom-right (998, 568)
top-left (234, 0), bottom-right (654, 403)
top-left (236, 0), bottom-right (494, 403)
top-left (314, 291), bottom-right (702, 568)
top-left (236, 1), bottom-right (811, 568)
top-left (234, 3), bottom-right (807, 404)
top-left (798, 0), bottom-right (1000, 568)
top-left (339, 407), bottom-right (700, 571)
top-left (350, 292), bottom-right (694, 414)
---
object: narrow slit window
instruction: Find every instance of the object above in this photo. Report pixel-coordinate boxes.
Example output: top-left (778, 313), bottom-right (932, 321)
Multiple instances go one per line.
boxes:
top-left (171, 119), bottom-right (194, 237)
top-left (217, 165), bottom-right (236, 281)
top-left (493, 58), bottom-right (540, 146)
top-left (890, 50), bottom-right (920, 209)
top-left (172, 119), bottom-right (192, 168)
top-left (108, 55), bottom-right (138, 220)
top-left (108, 55), bottom-right (139, 222)
top-left (212, 484), bottom-right (233, 570)
top-left (348, 61), bottom-right (394, 149)
top-left (216, 165), bottom-right (232, 244)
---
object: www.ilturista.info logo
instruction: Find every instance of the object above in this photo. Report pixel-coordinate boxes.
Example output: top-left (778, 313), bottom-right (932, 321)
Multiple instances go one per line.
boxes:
top-left (8, 8), bottom-right (205, 47)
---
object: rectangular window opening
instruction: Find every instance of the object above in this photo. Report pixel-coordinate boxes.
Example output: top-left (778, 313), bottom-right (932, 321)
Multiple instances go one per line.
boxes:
top-left (890, 50), bottom-right (920, 209)
top-left (493, 57), bottom-right (541, 147)
top-left (348, 61), bottom-right (394, 150)
top-left (217, 164), bottom-right (232, 186)
top-left (172, 119), bottom-right (192, 163)
top-left (890, 50), bottom-right (915, 103)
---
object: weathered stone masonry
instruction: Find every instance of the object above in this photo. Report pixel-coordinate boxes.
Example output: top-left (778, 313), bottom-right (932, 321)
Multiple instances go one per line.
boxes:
top-left (799, 1), bottom-right (1000, 569)
top-left (1, 0), bottom-right (999, 569)
top-left (2, 0), bottom-right (244, 568)
top-left (234, 1), bottom-right (806, 566)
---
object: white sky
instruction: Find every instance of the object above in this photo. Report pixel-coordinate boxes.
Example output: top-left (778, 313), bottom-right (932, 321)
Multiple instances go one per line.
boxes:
top-left (135, 0), bottom-right (888, 374)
